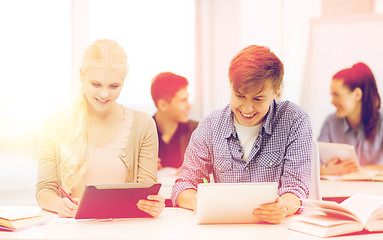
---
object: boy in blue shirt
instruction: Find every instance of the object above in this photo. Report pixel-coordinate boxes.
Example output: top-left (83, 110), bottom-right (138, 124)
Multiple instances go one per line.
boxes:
top-left (172, 45), bottom-right (313, 224)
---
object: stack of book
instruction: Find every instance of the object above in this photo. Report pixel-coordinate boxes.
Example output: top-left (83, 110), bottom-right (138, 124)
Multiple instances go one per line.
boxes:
top-left (0, 206), bottom-right (47, 231)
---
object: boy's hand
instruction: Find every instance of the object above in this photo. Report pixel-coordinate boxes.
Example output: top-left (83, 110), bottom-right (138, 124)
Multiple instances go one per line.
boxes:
top-left (253, 197), bottom-right (288, 224)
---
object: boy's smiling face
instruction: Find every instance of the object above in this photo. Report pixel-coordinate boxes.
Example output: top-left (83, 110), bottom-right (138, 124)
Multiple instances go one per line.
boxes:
top-left (230, 79), bottom-right (280, 127)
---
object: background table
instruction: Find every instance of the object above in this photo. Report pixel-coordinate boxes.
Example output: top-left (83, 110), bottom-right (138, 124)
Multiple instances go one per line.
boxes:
top-left (320, 166), bottom-right (383, 202)
top-left (320, 180), bottom-right (383, 202)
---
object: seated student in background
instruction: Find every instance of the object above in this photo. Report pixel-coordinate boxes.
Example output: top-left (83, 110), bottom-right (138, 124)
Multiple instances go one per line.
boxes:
top-left (318, 62), bottom-right (383, 175)
top-left (171, 45), bottom-right (313, 224)
top-left (36, 39), bottom-right (165, 218)
top-left (151, 72), bottom-right (198, 170)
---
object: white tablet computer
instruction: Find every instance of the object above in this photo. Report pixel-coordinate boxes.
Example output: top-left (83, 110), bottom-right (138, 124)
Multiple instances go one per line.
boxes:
top-left (196, 182), bottom-right (278, 224)
top-left (318, 142), bottom-right (360, 167)
top-left (75, 183), bottom-right (161, 219)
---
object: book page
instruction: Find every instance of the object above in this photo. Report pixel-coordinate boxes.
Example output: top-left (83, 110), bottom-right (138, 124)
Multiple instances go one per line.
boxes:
top-left (341, 194), bottom-right (383, 225)
top-left (301, 206), bottom-right (358, 221)
top-left (301, 199), bottom-right (359, 221)
top-left (322, 170), bottom-right (383, 181)
top-left (340, 171), bottom-right (372, 181)
top-left (365, 209), bottom-right (383, 232)
top-left (289, 215), bottom-right (364, 238)
top-left (297, 213), bottom-right (359, 227)
top-left (324, 170), bottom-right (380, 181)
top-left (371, 172), bottom-right (383, 181)
top-left (340, 170), bottom-right (383, 181)
top-left (320, 175), bottom-right (342, 181)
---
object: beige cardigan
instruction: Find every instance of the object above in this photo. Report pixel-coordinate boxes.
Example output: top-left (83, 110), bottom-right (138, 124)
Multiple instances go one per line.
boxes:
top-left (36, 109), bottom-right (158, 201)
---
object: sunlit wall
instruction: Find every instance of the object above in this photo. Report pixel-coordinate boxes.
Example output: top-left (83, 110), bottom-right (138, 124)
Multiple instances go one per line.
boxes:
top-left (0, 1), bottom-right (71, 154)
top-left (88, 0), bottom-right (196, 115)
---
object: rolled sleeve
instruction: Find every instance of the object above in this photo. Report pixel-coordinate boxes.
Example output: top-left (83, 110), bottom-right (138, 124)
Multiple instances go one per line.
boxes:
top-left (280, 115), bottom-right (312, 193)
top-left (171, 118), bottom-right (212, 206)
top-left (279, 113), bottom-right (312, 213)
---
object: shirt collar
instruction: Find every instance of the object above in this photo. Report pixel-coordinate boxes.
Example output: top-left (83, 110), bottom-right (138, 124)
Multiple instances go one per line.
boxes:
top-left (262, 100), bottom-right (275, 135)
top-left (223, 101), bottom-right (275, 139)
top-left (222, 105), bottom-right (237, 139)
top-left (340, 117), bottom-right (364, 136)
top-left (340, 117), bottom-right (352, 134)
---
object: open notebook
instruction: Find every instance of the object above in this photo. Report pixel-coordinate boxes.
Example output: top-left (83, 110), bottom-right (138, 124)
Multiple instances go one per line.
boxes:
top-left (289, 194), bottom-right (383, 238)
top-left (196, 182), bottom-right (278, 224)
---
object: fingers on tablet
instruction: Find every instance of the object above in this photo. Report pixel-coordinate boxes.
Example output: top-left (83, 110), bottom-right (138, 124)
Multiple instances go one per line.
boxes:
top-left (147, 194), bottom-right (165, 202)
top-left (137, 196), bottom-right (165, 217)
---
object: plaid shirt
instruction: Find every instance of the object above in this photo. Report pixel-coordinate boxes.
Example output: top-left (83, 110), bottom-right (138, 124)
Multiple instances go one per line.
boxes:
top-left (171, 100), bottom-right (313, 206)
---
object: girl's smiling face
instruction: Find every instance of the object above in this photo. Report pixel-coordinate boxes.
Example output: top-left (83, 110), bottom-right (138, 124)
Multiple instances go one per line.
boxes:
top-left (83, 67), bottom-right (124, 112)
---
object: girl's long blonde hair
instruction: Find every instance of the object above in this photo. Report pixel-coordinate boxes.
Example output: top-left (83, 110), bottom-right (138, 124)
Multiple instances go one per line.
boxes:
top-left (58, 39), bottom-right (128, 193)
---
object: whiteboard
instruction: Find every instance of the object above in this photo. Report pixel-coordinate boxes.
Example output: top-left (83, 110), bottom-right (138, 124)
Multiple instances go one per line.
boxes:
top-left (302, 14), bottom-right (383, 138)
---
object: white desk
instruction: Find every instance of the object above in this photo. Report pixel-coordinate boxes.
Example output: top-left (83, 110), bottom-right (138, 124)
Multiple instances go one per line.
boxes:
top-left (321, 180), bottom-right (383, 199)
top-left (157, 167), bottom-right (178, 204)
top-left (0, 208), bottom-right (382, 240)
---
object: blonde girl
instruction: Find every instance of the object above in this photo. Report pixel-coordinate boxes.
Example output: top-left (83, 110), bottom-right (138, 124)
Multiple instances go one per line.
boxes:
top-left (36, 39), bottom-right (164, 217)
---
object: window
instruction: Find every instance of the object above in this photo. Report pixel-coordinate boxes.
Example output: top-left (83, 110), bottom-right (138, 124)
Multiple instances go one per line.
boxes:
top-left (0, 0), bottom-right (71, 205)
top-left (0, 0), bottom-right (71, 151)
top-left (88, 0), bottom-right (196, 114)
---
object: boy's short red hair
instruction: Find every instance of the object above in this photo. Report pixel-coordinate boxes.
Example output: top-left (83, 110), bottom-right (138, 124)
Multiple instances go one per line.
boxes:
top-left (151, 72), bottom-right (189, 107)
top-left (229, 45), bottom-right (284, 93)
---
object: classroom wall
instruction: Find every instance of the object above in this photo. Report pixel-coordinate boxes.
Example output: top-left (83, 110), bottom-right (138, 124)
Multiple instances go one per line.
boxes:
top-left (194, 0), bottom-right (383, 139)
top-left (302, 14), bottom-right (383, 138)
top-left (194, 0), bottom-right (241, 119)
top-left (194, 0), bottom-right (321, 119)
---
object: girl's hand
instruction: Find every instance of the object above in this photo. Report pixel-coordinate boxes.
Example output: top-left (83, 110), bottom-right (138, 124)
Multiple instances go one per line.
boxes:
top-left (321, 158), bottom-right (359, 175)
top-left (137, 194), bottom-right (165, 218)
top-left (57, 197), bottom-right (80, 218)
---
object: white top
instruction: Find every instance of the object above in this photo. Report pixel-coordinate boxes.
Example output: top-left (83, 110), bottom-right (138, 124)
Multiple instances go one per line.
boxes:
top-left (234, 118), bottom-right (262, 161)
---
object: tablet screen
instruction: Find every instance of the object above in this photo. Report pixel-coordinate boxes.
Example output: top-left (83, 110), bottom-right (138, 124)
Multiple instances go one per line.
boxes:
top-left (196, 182), bottom-right (278, 224)
top-left (318, 142), bottom-right (359, 166)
